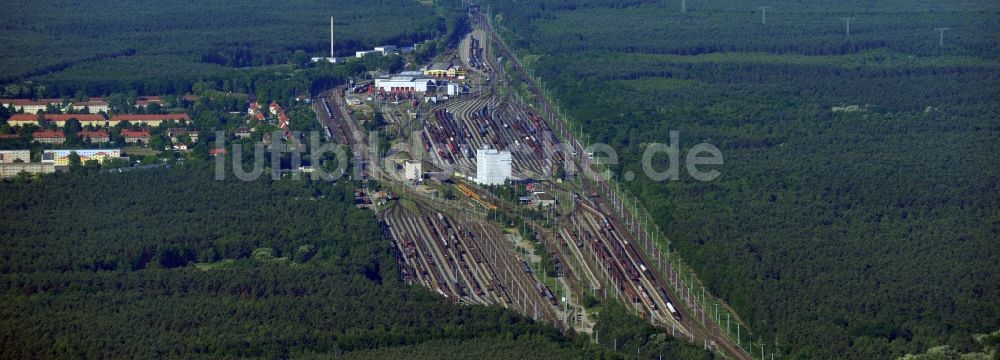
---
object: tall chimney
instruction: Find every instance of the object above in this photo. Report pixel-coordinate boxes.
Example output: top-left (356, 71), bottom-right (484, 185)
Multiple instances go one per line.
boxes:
top-left (330, 16), bottom-right (334, 58)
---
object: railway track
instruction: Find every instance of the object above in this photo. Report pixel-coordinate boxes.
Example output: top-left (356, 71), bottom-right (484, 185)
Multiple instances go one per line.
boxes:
top-left (474, 12), bottom-right (752, 360)
top-left (424, 92), bottom-right (554, 179)
top-left (381, 201), bottom-right (560, 322)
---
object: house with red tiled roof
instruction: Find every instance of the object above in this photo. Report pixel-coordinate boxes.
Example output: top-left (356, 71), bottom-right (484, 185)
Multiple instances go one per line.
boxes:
top-left (32, 130), bottom-right (66, 144)
top-left (269, 102), bottom-right (282, 115)
top-left (209, 148), bottom-right (227, 156)
top-left (278, 113), bottom-right (290, 129)
top-left (121, 129), bottom-right (152, 144)
top-left (79, 129), bottom-right (110, 143)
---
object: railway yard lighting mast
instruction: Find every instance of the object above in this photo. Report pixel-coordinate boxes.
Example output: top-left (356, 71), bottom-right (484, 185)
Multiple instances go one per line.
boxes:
top-left (935, 27), bottom-right (950, 46)
top-left (759, 6), bottom-right (770, 25)
top-left (841, 17), bottom-right (852, 36)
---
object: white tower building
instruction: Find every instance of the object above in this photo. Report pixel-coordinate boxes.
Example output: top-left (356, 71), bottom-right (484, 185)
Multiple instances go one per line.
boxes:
top-left (475, 148), bottom-right (512, 185)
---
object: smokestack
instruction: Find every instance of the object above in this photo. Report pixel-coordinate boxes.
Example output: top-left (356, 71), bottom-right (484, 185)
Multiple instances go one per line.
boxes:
top-left (330, 16), bottom-right (334, 58)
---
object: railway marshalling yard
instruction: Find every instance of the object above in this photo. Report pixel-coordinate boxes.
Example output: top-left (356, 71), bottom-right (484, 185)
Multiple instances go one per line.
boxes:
top-left (314, 20), bottom-right (753, 360)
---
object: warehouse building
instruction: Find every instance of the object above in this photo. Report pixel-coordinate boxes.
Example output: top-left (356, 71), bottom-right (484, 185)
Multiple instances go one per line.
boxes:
top-left (374, 45), bottom-right (397, 55)
top-left (374, 76), bottom-right (436, 93)
top-left (475, 148), bottom-right (512, 185)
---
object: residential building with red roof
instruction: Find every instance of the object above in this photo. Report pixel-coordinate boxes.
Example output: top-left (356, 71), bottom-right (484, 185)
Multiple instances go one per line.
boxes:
top-left (79, 129), bottom-right (110, 143)
top-left (269, 102), bottom-right (282, 115)
top-left (3, 98), bottom-right (111, 114)
top-left (8, 113), bottom-right (108, 127)
top-left (121, 129), bottom-right (152, 144)
top-left (111, 113), bottom-right (191, 127)
top-left (135, 96), bottom-right (164, 108)
top-left (45, 114), bottom-right (107, 127)
top-left (32, 130), bottom-right (66, 144)
top-left (1, 99), bottom-right (64, 114)
top-left (7, 114), bottom-right (42, 127)
top-left (66, 98), bottom-right (109, 113)
top-left (166, 128), bottom-right (199, 143)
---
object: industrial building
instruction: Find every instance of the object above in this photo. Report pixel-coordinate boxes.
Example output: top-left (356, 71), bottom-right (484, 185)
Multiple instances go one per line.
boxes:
top-left (43, 149), bottom-right (122, 166)
top-left (312, 57), bottom-right (346, 64)
top-left (355, 50), bottom-right (379, 58)
top-left (475, 148), bottom-right (512, 185)
top-left (374, 45), bottom-right (397, 54)
top-left (424, 63), bottom-right (465, 78)
top-left (374, 76), bottom-right (436, 93)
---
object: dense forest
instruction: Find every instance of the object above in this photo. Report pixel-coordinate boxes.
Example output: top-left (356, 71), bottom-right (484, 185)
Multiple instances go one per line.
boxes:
top-left (488, 0), bottom-right (1000, 358)
top-left (0, 0), bottom-right (447, 98)
top-left (0, 164), bottom-right (712, 359)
